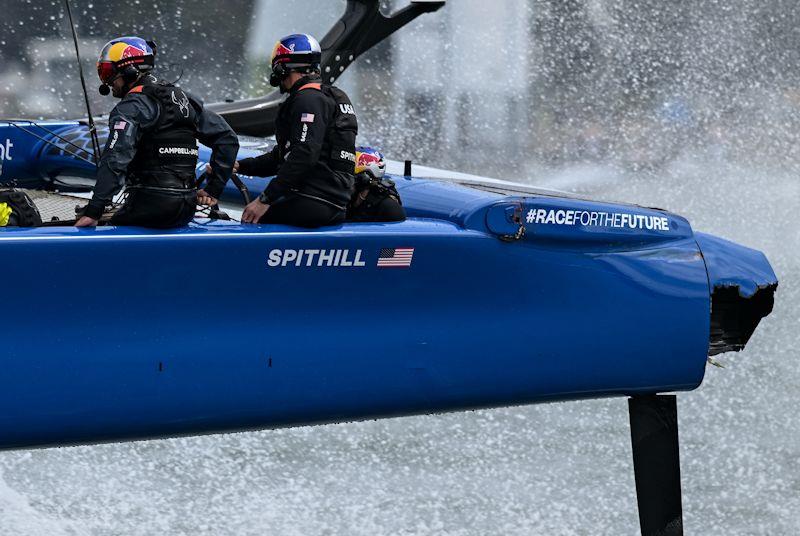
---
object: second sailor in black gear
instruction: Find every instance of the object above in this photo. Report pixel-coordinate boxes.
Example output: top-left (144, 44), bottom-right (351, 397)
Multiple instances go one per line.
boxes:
top-left (238, 33), bottom-right (357, 228)
top-left (76, 36), bottom-right (238, 228)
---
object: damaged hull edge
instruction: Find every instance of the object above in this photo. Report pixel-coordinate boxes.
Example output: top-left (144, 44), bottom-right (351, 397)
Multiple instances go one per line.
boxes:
top-left (695, 232), bottom-right (778, 355)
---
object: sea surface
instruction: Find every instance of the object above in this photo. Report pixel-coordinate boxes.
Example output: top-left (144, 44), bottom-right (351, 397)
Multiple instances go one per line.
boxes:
top-left (1, 154), bottom-right (797, 535)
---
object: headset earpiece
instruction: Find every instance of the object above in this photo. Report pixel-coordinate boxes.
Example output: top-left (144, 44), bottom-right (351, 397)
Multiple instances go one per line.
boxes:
top-left (269, 63), bottom-right (286, 87)
top-left (121, 66), bottom-right (140, 84)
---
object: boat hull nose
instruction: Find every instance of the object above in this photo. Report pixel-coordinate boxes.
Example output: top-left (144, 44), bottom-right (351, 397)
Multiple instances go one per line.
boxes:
top-left (695, 232), bottom-right (778, 355)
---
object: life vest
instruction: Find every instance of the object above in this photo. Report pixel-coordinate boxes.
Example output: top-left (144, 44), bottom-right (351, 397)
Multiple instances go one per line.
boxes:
top-left (276, 82), bottom-right (358, 174)
top-left (319, 84), bottom-right (358, 174)
top-left (127, 80), bottom-right (200, 190)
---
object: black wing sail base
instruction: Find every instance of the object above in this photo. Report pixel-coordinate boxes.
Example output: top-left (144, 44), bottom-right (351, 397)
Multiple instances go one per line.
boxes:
top-left (207, 0), bottom-right (446, 137)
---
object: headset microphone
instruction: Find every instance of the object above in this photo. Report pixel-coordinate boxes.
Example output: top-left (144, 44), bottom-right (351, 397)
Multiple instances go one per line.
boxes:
top-left (99, 84), bottom-right (110, 96)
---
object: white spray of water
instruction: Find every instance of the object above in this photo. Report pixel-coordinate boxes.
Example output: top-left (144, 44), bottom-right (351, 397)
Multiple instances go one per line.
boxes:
top-left (1, 1), bottom-right (799, 534)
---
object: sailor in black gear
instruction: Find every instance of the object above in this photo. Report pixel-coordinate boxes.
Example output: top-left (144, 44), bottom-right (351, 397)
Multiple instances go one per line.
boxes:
top-left (346, 146), bottom-right (405, 222)
top-left (76, 37), bottom-right (238, 228)
top-left (237, 33), bottom-right (357, 228)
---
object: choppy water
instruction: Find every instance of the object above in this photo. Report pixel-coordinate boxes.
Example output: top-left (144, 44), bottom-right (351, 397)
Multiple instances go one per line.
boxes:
top-left (0, 154), bottom-right (797, 535)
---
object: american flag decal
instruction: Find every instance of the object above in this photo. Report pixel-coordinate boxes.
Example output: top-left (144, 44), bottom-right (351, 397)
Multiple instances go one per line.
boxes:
top-left (377, 247), bottom-right (414, 268)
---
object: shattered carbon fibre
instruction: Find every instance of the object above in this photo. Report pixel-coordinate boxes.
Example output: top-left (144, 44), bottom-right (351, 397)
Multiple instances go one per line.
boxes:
top-left (695, 232), bottom-right (778, 355)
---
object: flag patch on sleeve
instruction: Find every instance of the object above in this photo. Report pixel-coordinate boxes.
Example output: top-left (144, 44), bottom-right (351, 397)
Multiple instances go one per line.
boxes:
top-left (113, 120), bottom-right (128, 130)
top-left (300, 113), bottom-right (315, 123)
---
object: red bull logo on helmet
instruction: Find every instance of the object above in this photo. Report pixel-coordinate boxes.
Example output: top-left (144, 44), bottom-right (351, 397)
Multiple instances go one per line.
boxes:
top-left (271, 34), bottom-right (321, 65)
top-left (271, 41), bottom-right (296, 64)
top-left (121, 44), bottom-right (146, 58)
top-left (356, 152), bottom-right (381, 169)
top-left (355, 148), bottom-right (386, 177)
top-left (102, 38), bottom-right (151, 63)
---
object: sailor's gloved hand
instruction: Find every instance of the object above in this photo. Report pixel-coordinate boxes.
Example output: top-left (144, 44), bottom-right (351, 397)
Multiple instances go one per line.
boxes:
top-left (196, 189), bottom-right (218, 206)
top-left (242, 198), bottom-right (269, 224)
top-left (75, 216), bottom-right (98, 227)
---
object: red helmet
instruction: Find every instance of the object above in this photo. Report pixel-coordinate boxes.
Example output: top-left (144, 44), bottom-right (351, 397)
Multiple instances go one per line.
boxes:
top-left (96, 36), bottom-right (155, 86)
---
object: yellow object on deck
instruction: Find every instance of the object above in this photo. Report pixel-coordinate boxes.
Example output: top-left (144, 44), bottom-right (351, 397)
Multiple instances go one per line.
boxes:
top-left (0, 202), bottom-right (12, 226)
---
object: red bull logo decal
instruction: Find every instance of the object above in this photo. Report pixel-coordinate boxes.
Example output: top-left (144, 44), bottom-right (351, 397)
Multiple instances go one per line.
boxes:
top-left (121, 44), bottom-right (146, 58)
top-left (106, 41), bottom-right (148, 62)
top-left (356, 151), bottom-right (383, 173)
top-left (357, 153), bottom-right (381, 168)
top-left (272, 41), bottom-right (295, 62)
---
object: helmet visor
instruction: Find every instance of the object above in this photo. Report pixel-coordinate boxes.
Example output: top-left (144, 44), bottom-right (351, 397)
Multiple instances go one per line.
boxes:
top-left (97, 61), bottom-right (116, 84)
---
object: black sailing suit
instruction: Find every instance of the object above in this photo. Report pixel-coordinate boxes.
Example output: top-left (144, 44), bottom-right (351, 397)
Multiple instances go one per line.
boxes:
top-left (85, 75), bottom-right (239, 228)
top-left (236, 75), bottom-right (358, 228)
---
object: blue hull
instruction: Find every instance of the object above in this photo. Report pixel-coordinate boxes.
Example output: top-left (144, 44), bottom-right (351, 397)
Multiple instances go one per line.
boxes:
top-left (0, 121), bottom-right (777, 450)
